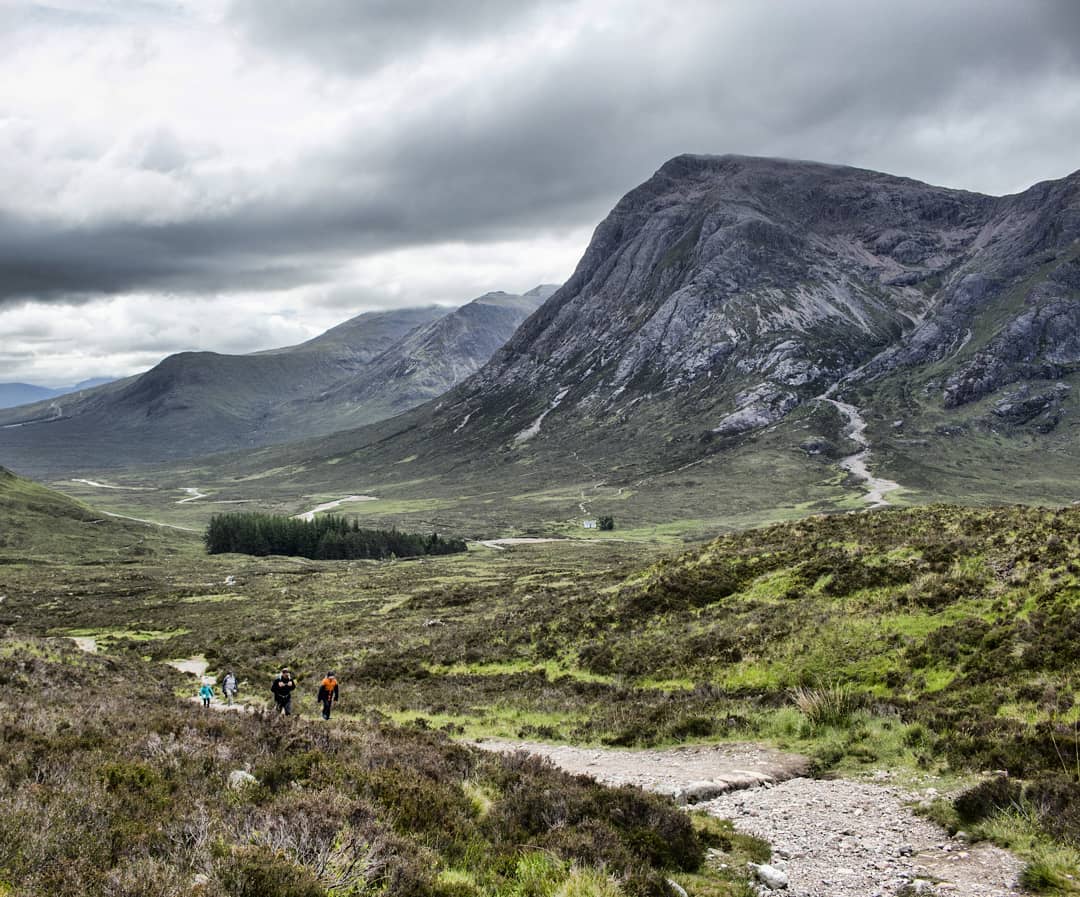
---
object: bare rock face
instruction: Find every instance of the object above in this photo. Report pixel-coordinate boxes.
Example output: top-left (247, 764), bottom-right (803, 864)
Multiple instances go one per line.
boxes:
top-left (443, 154), bottom-right (1080, 455)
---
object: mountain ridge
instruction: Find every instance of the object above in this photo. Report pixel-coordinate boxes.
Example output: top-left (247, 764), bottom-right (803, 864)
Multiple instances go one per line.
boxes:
top-left (0, 288), bottom-right (554, 475)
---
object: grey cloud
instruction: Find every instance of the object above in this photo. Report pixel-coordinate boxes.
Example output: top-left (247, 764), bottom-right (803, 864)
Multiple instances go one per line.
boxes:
top-left (228, 0), bottom-right (564, 74)
top-left (4, 0), bottom-right (1080, 309)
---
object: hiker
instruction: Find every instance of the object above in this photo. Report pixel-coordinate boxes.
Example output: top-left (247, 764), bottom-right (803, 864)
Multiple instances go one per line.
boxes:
top-left (317, 671), bottom-right (339, 720)
top-left (222, 670), bottom-right (238, 706)
top-left (271, 667), bottom-right (296, 715)
top-left (199, 680), bottom-right (213, 708)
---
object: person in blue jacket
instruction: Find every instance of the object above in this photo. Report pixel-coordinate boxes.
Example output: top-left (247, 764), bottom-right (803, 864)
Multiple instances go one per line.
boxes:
top-left (199, 681), bottom-right (213, 707)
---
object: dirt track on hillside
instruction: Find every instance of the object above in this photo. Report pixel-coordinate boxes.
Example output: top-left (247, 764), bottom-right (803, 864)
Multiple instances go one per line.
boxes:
top-left (477, 740), bottom-right (1027, 897)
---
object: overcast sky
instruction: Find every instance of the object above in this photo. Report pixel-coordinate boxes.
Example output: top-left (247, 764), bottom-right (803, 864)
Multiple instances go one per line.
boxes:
top-left (2, 0), bottom-right (1079, 385)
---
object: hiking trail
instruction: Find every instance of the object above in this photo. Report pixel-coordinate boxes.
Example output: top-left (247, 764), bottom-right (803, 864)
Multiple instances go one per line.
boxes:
top-left (477, 740), bottom-right (1025, 897)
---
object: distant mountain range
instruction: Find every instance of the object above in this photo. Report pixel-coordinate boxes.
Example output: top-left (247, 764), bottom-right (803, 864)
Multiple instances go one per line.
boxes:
top-left (184, 154), bottom-right (1080, 526)
top-left (0, 378), bottom-right (114, 410)
top-left (0, 286), bottom-right (556, 475)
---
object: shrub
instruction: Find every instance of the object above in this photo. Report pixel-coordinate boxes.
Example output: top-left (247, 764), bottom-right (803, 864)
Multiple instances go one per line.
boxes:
top-left (217, 846), bottom-right (326, 897)
top-left (1024, 777), bottom-right (1080, 846)
top-left (954, 776), bottom-right (1023, 824)
top-left (255, 750), bottom-right (322, 793)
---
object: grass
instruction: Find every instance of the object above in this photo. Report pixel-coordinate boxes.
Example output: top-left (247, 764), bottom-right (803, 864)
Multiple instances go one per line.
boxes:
top-left (6, 476), bottom-right (1080, 888)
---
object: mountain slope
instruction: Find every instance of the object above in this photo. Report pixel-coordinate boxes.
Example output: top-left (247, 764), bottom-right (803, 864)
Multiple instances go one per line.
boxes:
top-left (0, 290), bottom-right (550, 476)
top-left (145, 155), bottom-right (1080, 532)
top-left (450, 155), bottom-right (1078, 447)
top-left (294, 286), bottom-right (558, 425)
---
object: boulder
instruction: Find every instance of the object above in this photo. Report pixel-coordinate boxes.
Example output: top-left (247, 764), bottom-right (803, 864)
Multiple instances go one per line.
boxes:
top-left (228, 769), bottom-right (257, 790)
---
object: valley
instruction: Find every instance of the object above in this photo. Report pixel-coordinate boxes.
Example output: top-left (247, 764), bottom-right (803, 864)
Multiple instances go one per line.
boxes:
top-left (3, 155), bottom-right (1080, 897)
top-left (4, 453), bottom-right (1079, 893)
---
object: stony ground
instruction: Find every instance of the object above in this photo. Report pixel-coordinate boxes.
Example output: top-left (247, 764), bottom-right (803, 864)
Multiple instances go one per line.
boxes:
top-left (475, 741), bottom-right (1027, 897)
top-left (702, 777), bottom-right (1024, 897)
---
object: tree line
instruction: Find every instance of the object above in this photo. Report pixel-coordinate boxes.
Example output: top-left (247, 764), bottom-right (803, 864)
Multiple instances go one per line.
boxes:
top-left (203, 512), bottom-right (467, 560)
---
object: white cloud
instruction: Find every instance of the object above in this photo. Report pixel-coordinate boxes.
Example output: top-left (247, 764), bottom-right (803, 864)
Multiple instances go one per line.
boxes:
top-left (0, 228), bottom-right (585, 384)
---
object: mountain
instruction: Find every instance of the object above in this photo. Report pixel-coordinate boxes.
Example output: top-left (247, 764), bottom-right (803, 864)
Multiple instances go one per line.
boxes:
top-left (0, 378), bottom-right (114, 410)
top-left (163, 154), bottom-right (1080, 533)
top-left (446, 156), bottom-right (1079, 452)
top-left (0, 289), bottom-right (551, 476)
top-left (288, 286), bottom-right (559, 426)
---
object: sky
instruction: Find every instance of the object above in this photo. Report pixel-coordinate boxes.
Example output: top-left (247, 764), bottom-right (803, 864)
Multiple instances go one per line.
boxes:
top-left (2, 0), bottom-right (1079, 385)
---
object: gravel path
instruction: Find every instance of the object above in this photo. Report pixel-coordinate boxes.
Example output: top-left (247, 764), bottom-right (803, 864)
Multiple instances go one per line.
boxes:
top-left (702, 777), bottom-right (1025, 897)
top-left (473, 739), bottom-right (808, 797)
top-left (479, 741), bottom-right (1027, 897)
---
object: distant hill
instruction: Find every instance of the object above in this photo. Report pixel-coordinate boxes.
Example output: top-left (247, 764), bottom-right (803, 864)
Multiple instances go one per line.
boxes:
top-left (0, 378), bottom-right (114, 410)
top-left (0, 288), bottom-right (553, 476)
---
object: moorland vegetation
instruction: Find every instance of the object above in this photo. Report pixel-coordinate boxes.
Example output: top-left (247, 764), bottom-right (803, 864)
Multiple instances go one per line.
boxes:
top-left (0, 636), bottom-right (770, 897)
top-left (3, 463), bottom-right (1079, 892)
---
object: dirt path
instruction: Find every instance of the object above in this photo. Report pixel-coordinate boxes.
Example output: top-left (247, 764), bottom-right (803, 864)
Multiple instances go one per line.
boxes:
top-left (703, 777), bottom-right (1025, 897)
top-left (473, 740), bottom-right (807, 797)
top-left (474, 537), bottom-right (579, 550)
top-left (100, 510), bottom-right (199, 532)
top-left (166, 655), bottom-right (210, 678)
top-left (479, 741), bottom-right (1026, 897)
top-left (294, 495), bottom-right (378, 522)
top-left (820, 397), bottom-right (902, 509)
top-left (71, 478), bottom-right (140, 490)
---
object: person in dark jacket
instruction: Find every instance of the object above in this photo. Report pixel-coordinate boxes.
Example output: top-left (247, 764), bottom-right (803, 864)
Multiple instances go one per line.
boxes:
top-left (317, 671), bottom-right (339, 720)
top-left (271, 667), bottom-right (296, 715)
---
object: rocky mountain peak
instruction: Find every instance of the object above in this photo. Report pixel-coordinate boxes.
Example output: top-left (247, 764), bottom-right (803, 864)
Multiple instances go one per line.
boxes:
top-left (445, 154), bottom-right (1079, 453)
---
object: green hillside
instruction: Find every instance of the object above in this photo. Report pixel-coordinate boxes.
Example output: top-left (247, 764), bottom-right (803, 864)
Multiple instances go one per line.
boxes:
top-left (3, 499), bottom-right (1080, 886)
top-left (0, 466), bottom-right (197, 562)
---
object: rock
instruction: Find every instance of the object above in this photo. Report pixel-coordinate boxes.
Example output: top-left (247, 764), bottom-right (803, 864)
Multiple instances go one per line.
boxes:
top-left (665, 878), bottom-right (688, 897)
top-left (749, 862), bottom-right (789, 890)
top-left (679, 780), bottom-right (729, 803)
top-left (711, 385), bottom-right (799, 437)
top-left (228, 769), bottom-right (257, 790)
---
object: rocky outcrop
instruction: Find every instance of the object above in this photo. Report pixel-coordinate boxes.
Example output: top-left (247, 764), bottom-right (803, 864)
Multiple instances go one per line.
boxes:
top-left (943, 299), bottom-right (1080, 408)
top-left (447, 155), bottom-right (1080, 455)
top-left (990, 383), bottom-right (1071, 432)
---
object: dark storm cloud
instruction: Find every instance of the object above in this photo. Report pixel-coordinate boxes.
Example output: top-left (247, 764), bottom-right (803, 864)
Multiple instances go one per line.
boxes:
top-left (4, 0), bottom-right (1080, 309)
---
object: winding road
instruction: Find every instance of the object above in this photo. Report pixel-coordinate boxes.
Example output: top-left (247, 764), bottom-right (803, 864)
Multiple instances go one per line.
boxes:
top-left (293, 495), bottom-right (378, 522)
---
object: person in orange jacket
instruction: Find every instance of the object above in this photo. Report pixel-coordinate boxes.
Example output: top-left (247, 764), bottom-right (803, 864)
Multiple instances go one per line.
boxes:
top-left (317, 671), bottom-right (339, 720)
